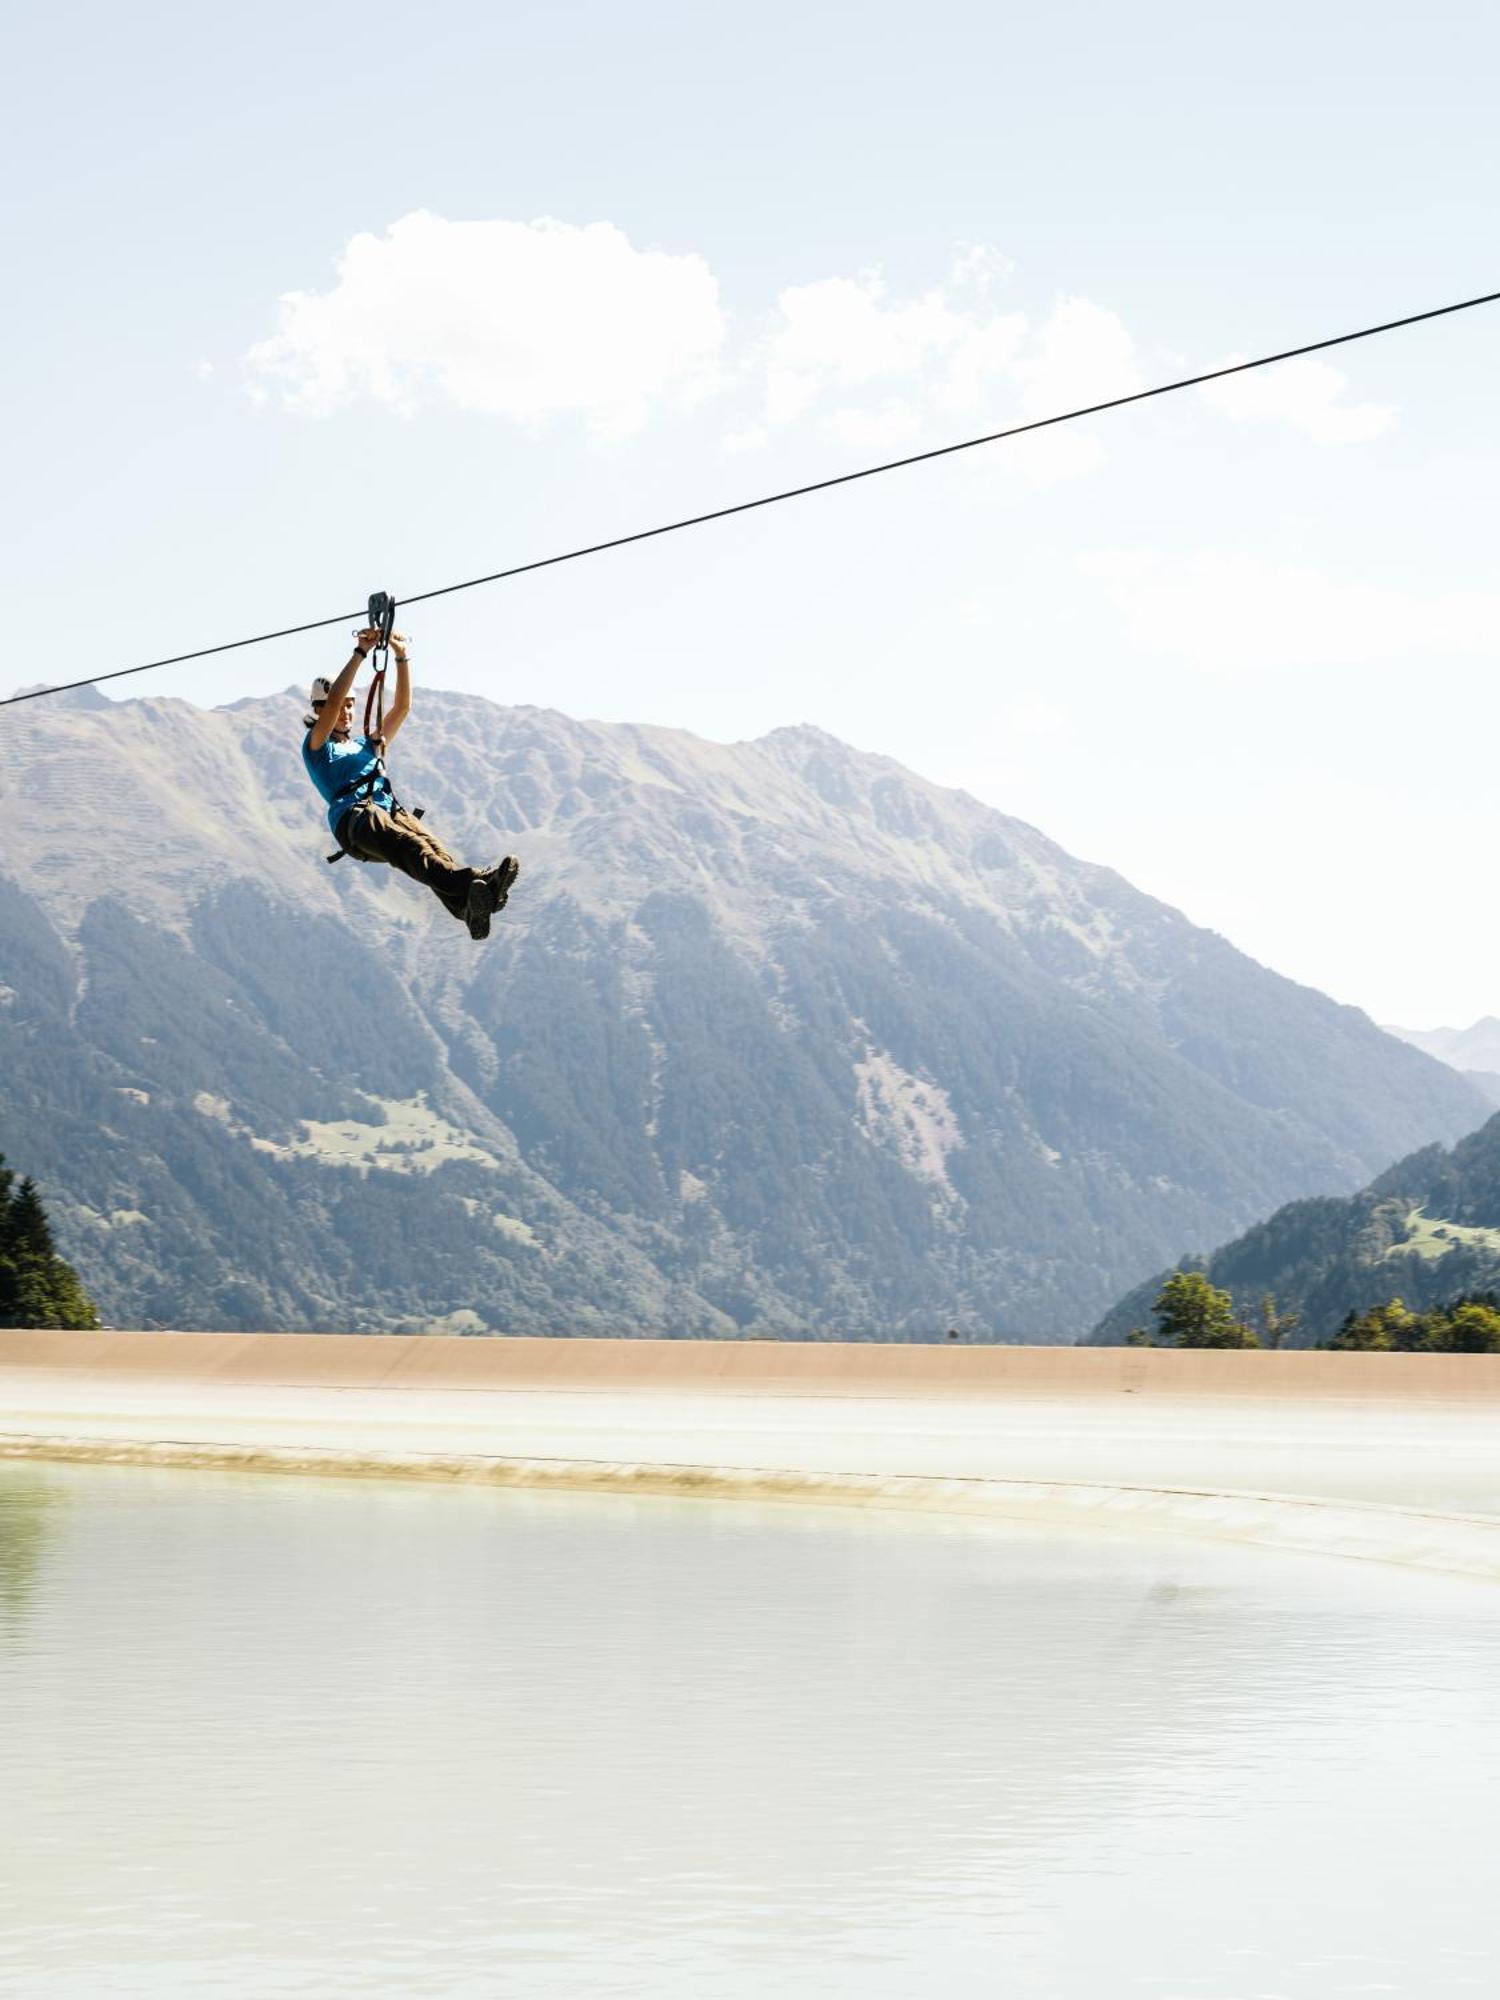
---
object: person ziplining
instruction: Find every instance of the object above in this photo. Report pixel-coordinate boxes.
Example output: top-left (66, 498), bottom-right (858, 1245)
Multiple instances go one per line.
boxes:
top-left (302, 600), bottom-right (518, 940)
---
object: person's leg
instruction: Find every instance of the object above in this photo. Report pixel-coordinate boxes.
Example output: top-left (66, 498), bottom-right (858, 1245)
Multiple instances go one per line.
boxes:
top-left (340, 806), bottom-right (474, 921)
top-left (391, 813), bottom-right (521, 920)
top-left (390, 808), bottom-right (505, 926)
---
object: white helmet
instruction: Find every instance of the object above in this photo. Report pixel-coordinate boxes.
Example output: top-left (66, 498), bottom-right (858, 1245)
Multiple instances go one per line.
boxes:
top-left (304, 676), bottom-right (340, 729)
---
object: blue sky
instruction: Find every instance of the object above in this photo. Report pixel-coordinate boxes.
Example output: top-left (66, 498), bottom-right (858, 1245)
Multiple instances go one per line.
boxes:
top-left (6, 0), bottom-right (1499, 1025)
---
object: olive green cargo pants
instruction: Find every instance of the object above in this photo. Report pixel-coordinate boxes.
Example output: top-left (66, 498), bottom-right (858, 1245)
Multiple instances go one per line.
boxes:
top-left (336, 803), bottom-right (475, 922)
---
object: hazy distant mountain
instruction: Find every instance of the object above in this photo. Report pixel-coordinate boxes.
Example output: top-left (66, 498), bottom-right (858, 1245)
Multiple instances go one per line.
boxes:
top-left (1385, 1019), bottom-right (1500, 1106)
top-left (1087, 1113), bottom-right (1500, 1348)
top-left (1386, 1016), bottom-right (1500, 1070)
top-left (0, 683), bottom-right (1487, 1337)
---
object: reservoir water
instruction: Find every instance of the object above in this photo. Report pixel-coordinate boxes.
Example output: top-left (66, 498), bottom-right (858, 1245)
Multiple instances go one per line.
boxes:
top-left (2, 1460), bottom-right (1497, 1997)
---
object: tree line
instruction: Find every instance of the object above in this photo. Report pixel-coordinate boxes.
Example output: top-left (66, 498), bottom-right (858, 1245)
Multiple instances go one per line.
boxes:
top-left (1127, 1269), bottom-right (1500, 1352)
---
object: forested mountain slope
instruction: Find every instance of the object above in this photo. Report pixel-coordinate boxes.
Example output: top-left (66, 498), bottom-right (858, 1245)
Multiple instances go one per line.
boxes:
top-left (0, 682), bottom-right (1486, 1337)
top-left (1088, 1115), bottom-right (1500, 1348)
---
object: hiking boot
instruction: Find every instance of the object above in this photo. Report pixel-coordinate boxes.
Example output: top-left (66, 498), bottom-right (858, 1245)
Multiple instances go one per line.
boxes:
top-left (464, 877), bottom-right (493, 941)
top-left (483, 855), bottom-right (521, 913)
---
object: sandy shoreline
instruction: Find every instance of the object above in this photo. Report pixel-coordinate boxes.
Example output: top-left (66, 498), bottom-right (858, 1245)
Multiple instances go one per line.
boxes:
top-left (5, 1331), bottom-right (1500, 1578)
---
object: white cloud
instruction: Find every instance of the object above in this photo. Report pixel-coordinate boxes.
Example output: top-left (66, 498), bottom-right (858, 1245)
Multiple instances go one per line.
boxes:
top-left (825, 399), bottom-right (926, 450)
top-left (722, 423), bottom-right (770, 455)
top-left (244, 224), bottom-right (1145, 480)
top-left (258, 222), bottom-right (1405, 489)
top-left (1012, 296), bottom-right (1140, 416)
top-left (746, 258), bottom-right (1138, 485)
top-left (988, 424), bottom-right (1107, 486)
top-left (242, 218), bottom-right (1399, 489)
top-left (1082, 548), bottom-right (1500, 672)
top-left (1199, 354), bottom-right (1396, 443)
top-left (758, 269), bottom-right (1023, 423)
top-left (948, 243), bottom-right (1015, 294)
top-left (244, 211), bottom-right (727, 435)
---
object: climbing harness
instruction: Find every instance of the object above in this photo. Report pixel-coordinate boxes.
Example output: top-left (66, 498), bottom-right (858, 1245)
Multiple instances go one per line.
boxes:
top-left (324, 768), bottom-right (402, 863)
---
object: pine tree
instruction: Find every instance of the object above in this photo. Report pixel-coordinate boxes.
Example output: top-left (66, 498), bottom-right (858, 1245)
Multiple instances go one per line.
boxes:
top-left (0, 1158), bottom-right (98, 1331)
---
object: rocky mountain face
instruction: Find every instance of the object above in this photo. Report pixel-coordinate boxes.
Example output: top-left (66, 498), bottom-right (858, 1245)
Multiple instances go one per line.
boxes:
top-left (1, 682), bottom-right (1488, 1338)
top-left (1087, 1113), bottom-right (1500, 1348)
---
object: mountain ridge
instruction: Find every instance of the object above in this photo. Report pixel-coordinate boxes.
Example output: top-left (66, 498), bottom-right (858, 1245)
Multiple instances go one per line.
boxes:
top-left (1, 683), bottom-right (1487, 1337)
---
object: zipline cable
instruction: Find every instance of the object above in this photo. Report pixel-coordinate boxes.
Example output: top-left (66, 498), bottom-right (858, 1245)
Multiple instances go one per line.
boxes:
top-left (6, 283), bottom-right (1499, 713)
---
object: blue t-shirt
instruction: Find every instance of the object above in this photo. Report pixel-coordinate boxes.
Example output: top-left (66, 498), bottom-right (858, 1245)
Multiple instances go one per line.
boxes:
top-left (301, 730), bottom-right (394, 836)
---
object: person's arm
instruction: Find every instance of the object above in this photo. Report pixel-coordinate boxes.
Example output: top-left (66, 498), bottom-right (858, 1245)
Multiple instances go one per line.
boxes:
top-left (382, 632), bottom-right (412, 747)
top-left (307, 630), bottom-right (376, 751)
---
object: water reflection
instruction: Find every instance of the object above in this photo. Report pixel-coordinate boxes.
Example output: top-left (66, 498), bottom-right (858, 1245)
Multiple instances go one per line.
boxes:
top-left (1, 1462), bottom-right (1497, 1997)
top-left (0, 1469), bottom-right (61, 1629)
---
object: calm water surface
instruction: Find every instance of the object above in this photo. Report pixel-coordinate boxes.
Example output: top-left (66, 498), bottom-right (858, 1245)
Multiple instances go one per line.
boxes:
top-left (2, 1461), bottom-right (1498, 1998)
